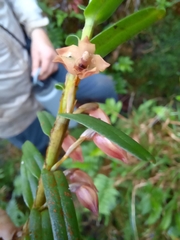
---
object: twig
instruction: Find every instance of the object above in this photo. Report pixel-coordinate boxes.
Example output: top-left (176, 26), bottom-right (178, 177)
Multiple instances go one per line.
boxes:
top-left (131, 182), bottom-right (148, 240)
top-left (128, 92), bottom-right (135, 115)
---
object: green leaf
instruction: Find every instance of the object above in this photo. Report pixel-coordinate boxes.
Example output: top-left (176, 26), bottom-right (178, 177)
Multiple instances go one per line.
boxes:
top-left (65, 34), bottom-right (79, 46)
top-left (54, 171), bottom-right (81, 240)
top-left (84, 0), bottom-right (124, 25)
top-left (42, 169), bottom-right (68, 240)
top-left (29, 208), bottom-right (42, 240)
top-left (37, 111), bottom-right (55, 137)
top-left (175, 213), bottom-right (180, 227)
top-left (27, 171), bottom-right (38, 200)
top-left (94, 174), bottom-right (118, 219)
top-left (41, 209), bottom-right (53, 240)
top-left (22, 141), bottom-right (44, 179)
top-left (24, 236), bottom-right (30, 240)
top-left (175, 95), bottom-right (180, 101)
top-left (55, 83), bottom-right (65, 91)
top-left (91, 7), bottom-right (165, 57)
top-left (20, 162), bottom-right (33, 209)
top-left (78, 4), bottom-right (86, 11)
top-left (60, 114), bottom-right (155, 162)
top-left (160, 210), bottom-right (172, 230)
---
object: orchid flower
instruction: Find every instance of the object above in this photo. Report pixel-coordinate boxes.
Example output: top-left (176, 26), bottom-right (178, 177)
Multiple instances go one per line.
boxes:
top-left (53, 37), bottom-right (110, 79)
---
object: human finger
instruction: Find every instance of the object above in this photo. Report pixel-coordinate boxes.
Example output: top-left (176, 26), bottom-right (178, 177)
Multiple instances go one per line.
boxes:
top-left (39, 59), bottom-right (58, 80)
top-left (31, 47), bottom-right (41, 77)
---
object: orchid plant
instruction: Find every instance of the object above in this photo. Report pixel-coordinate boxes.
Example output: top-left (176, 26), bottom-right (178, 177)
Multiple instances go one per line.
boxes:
top-left (5, 1), bottom-right (165, 239)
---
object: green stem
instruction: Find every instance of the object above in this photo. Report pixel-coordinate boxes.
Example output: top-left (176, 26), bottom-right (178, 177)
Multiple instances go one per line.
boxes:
top-left (45, 73), bottom-right (78, 169)
top-left (81, 18), bottom-right (94, 39)
top-left (34, 73), bottom-right (78, 208)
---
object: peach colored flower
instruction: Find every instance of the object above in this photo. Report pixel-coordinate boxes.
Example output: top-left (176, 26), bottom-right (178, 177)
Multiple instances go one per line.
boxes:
top-left (53, 37), bottom-right (110, 79)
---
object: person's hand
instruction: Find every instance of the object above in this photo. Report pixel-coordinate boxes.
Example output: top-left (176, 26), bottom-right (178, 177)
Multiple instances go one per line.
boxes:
top-left (31, 28), bottom-right (58, 80)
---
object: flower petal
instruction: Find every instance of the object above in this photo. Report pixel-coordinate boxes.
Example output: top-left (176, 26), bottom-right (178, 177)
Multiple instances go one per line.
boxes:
top-left (75, 185), bottom-right (99, 215)
top-left (90, 55), bottom-right (110, 72)
top-left (62, 134), bottom-right (83, 162)
top-left (88, 108), bottom-right (111, 124)
top-left (93, 134), bottom-right (128, 163)
top-left (78, 36), bottom-right (95, 55)
top-left (64, 168), bottom-right (98, 192)
top-left (56, 45), bottom-right (80, 58)
top-left (61, 57), bottom-right (78, 75)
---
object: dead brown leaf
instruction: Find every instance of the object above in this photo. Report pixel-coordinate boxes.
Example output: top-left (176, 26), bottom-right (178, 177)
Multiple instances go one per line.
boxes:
top-left (0, 209), bottom-right (21, 240)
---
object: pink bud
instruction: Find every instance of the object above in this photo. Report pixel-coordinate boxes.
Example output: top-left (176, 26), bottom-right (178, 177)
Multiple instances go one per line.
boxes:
top-left (64, 168), bottom-right (97, 192)
top-left (62, 134), bottom-right (83, 162)
top-left (88, 108), bottom-right (110, 124)
top-left (93, 134), bottom-right (128, 163)
top-left (75, 185), bottom-right (99, 215)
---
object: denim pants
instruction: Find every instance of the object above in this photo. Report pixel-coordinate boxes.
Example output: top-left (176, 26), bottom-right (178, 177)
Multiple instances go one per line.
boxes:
top-left (8, 64), bottom-right (118, 154)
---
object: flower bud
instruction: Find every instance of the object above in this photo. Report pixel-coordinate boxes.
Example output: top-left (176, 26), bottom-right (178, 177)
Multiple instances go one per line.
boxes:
top-left (75, 185), bottom-right (99, 215)
top-left (64, 168), bottom-right (97, 192)
top-left (93, 134), bottom-right (128, 163)
top-left (88, 108), bottom-right (111, 124)
top-left (62, 134), bottom-right (83, 162)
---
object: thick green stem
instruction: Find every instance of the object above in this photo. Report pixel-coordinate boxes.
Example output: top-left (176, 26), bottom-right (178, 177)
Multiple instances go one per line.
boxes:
top-left (45, 73), bottom-right (78, 169)
top-left (81, 18), bottom-right (94, 39)
top-left (34, 73), bottom-right (78, 208)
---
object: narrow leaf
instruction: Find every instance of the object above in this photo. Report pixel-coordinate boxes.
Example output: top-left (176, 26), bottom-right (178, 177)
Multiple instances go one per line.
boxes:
top-left (84, 0), bottom-right (124, 25)
top-left (42, 169), bottom-right (68, 240)
top-left (27, 171), bottom-right (38, 200)
top-left (55, 83), bottom-right (65, 90)
top-left (37, 111), bottom-right (55, 137)
top-left (20, 162), bottom-right (33, 209)
top-left (22, 141), bottom-right (44, 178)
top-left (60, 114), bottom-right (155, 162)
top-left (29, 208), bottom-right (42, 240)
top-left (41, 209), bottom-right (53, 240)
top-left (91, 7), bottom-right (165, 57)
top-left (54, 171), bottom-right (81, 240)
top-left (78, 4), bottom-right (86, 11)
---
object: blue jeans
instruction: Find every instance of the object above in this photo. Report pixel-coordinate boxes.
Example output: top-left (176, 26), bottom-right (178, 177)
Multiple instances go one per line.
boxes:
top-left (8, 64), bottom-right (118, 154)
